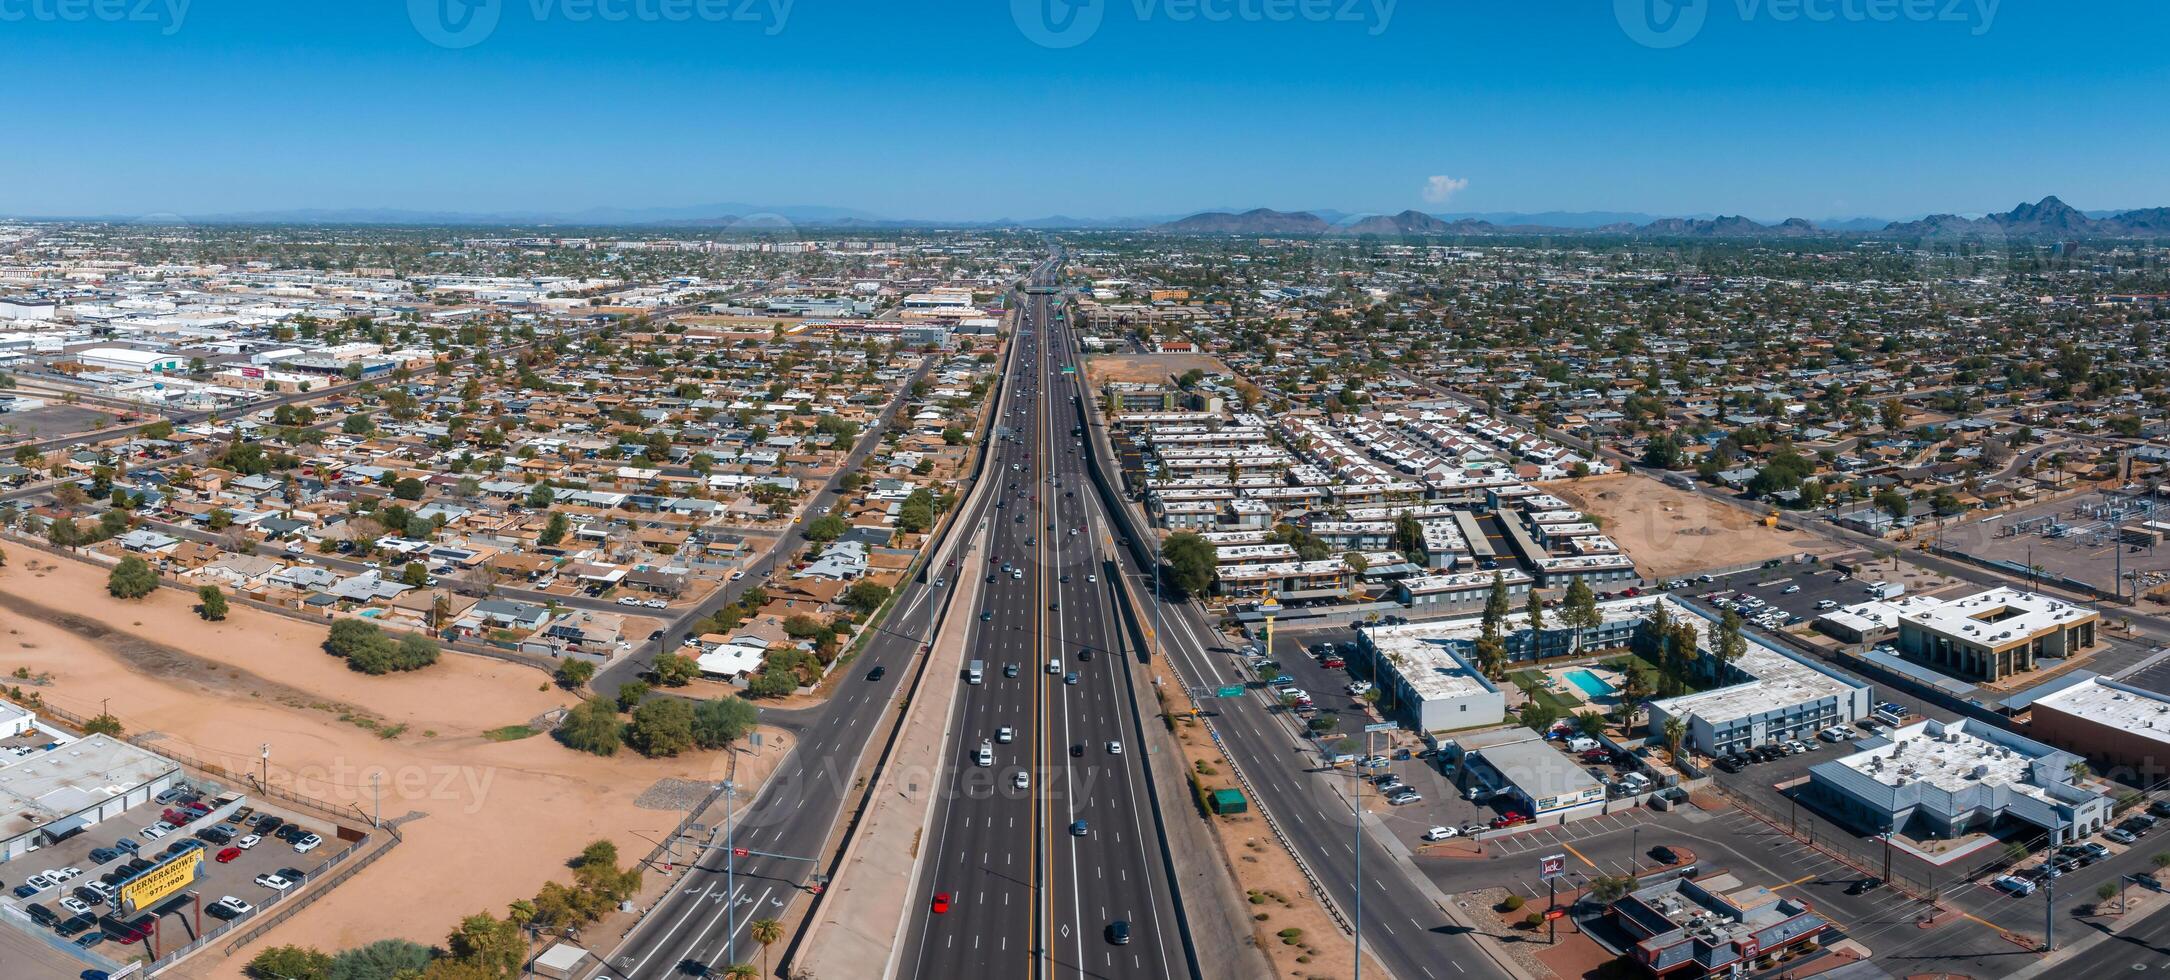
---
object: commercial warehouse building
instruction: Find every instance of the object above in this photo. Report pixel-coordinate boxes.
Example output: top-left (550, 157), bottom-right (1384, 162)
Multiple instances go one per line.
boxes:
top-left (2027, 676), bottom-right (2170, 780)
top-left (1807, 718), bottom-right (2110, 845)
top-left (0, 731), bottom-right (183, 862)
top-left (75, 346), bottom-right (185, 373)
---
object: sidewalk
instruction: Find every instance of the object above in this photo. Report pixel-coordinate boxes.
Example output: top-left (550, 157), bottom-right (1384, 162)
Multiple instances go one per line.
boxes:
top-left (795, 528), bottom-right (986, 979)
top-left (2009, 884), bottom-right (2170, 980)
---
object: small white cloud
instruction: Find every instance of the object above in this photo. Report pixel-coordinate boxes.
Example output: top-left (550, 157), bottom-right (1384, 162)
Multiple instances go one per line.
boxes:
top-left (1422, 175), bottom-right (1469, 205)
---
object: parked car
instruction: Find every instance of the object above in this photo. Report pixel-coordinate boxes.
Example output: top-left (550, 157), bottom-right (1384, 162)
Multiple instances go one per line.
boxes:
top-left (1421, 826), bottom-right (1458, 841)
top-left (254, 873), bottom-right (294, 892)
top-left (2105, 828), bottom-right (2139, 845)
top-left (216, 847), bottom-right (242, 864)
top-left (1490, 812), bottom-right (1529, 829)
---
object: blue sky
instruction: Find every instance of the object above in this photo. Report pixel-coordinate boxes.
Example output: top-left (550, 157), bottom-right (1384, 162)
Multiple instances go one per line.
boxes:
top-left (5, 1), bottom-right (2167, 221)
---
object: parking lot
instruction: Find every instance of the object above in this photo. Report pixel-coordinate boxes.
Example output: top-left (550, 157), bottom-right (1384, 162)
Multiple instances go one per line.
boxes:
top-left (0, 782), bottom-right (350, 961)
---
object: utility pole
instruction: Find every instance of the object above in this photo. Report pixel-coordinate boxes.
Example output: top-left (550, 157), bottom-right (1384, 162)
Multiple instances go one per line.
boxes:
top-left (724, 779), bottom-right (738, 965)
top-left (371, 771), bottom-right (381, 828)
top-left (259, 742), bottom-right (270, 789)
top-left (2044, 816), bottom-right (2062, 952)
top-left (1354, 728), bottom-right (1365, 980)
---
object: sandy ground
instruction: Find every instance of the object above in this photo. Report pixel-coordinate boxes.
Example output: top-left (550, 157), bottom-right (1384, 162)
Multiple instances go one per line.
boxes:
top-left (1544, 473), bottom-right (1836, 579)
top-left (0, 553), bottom-right (753, 972)
top-left (1082, 353), bottom-right (1232, 386)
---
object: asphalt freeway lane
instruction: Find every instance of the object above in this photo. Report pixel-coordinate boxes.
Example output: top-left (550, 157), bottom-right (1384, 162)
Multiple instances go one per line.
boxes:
top-left (904, 257), bottom-right (1183, 980)
top-left (901, 274), bottom-right (1053, 978)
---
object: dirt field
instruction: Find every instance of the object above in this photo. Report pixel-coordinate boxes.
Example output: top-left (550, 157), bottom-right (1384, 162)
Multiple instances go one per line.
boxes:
top-left (0, 553), bottom-right (780, 973)
top-left (1544, 473), bottom-right (1836, 580)
top-left (1083, 353), bottom-right (1232, 387)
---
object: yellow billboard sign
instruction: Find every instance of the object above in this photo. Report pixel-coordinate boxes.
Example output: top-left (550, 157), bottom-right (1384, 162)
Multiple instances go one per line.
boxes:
top-left (120, 848), bottom-right (202, 914)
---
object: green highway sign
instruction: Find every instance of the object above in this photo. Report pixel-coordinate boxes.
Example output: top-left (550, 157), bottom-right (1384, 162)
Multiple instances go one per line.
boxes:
top-left (1216, 685), bottom-right (1245, 698)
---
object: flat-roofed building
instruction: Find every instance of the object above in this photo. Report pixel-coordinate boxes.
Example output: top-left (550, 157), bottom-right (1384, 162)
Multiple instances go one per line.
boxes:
top-left (1454, 727), bottom-right (1607, 818)
top-left (1807, 717), bottom-right (2110, 844)
top-left (2027, 676), bottom-right (2170, 780)
top-left (0, 731), bottom-right (183, 861)
top-left (1354, 624), bottom-right (1507, 731)
top-left (1397, 568), bottom-right (1535, 608)
top-left (1610, 871), bottom-right (1829, 978)
top-left (1895, 587), bottom-right (2099, 683)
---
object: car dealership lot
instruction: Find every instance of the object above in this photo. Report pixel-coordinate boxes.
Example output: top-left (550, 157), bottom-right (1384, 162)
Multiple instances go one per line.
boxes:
top-left (0, 788), bottom-right (349, 956)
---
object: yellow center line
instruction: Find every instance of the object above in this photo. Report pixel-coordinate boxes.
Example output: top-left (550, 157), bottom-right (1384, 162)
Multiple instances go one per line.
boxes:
top-left (1562, 842), bottom-right (1598, 869)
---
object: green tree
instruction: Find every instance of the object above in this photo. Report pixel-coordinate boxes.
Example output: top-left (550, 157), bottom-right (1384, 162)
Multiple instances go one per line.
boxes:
top-left (1521, 699), bottom-right (1560, 734)
top-left (82, 712), bottom-right (124, 736)
top-left (1525, 589), bottom-right (1545, 634)
top-left (401, 561), bottom-right (430, 588)
top-left (554, 658), bottom-right (596, 690)
top-left (616, 680), bottom-right (651, 711)
top-left (750, 918), bottom-right (785, 980)
top-left (342, 412), bottom-right (376, 436)
top-left (692, 697), bottom-right (759, 748)
top-left (897, 488), bottom-right (937, 534)
top-left (443, 912), bottom-right (525, 977)
top-left (1482, 572), bottom-right (1511, 642)
top-left (107, 555), bottom-right (158, 599)
top-left (627, 697), bottom-right (697, 757)
top-left (1560, 578), bottom-right (1602, 654)
top-left (1716, 610), bottom-right (1747, 666)
top-left (327, 939), bottom-right (434, 980)
top-left (557, 696), bottom-right (624, 756)
top-left (804, 514), bottom-right (848, 542)
top-left (651, 652), bottom-right (699, 687)
top-left (197, 584), bottom-right (229, 621)
top-left (843, 581), bottom-right (891, 615)
top-left (538, 511), bottom-right (569, 547)
top-left (392, 476), bottom-right (426, 501)
top-left (249, 945), bottom-right (333, 980)
top-left (1161, 532), bottom-right (1216, 597)
top-left (391, 633), bottom-right (441, 671)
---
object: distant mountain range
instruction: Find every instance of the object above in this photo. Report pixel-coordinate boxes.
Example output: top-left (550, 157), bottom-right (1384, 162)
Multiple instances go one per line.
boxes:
top-left (14, 196), bottom-right (2169, 239)
top-left (1148, 197), bottom-right (2170, 240)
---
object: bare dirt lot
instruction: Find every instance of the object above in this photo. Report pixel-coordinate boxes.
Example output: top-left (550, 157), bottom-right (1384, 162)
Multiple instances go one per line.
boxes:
top-left (0, 553), bottom-right (769, 973)
top-left (1545, 473), bottom-right (1836, 579)
top-left (1083, 353), bottom-right (1232, 387)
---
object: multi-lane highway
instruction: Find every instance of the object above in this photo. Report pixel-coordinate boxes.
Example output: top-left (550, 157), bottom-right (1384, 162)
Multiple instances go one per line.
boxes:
top-left (596, 281), bottom-right (1034, 980)
top-left (901, 257), bottom-right (1183, 979)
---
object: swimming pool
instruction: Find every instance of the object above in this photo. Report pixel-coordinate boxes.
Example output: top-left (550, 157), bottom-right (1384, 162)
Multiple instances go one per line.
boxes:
top-left (1565, 669), bottom-right (1618, 699)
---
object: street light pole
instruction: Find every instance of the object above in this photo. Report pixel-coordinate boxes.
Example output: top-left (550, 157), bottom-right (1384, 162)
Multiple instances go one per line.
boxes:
top-left (724, 779), bottom-right (738, 965)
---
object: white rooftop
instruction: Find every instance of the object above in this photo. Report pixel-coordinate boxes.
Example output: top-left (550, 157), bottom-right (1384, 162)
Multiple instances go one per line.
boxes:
top-left (1835, 720), bottom-right (2051, 801)
top-left (1899, 587), bottom-right (2097, 645)
top-left (2032, 678), bottom-right (2170, 747)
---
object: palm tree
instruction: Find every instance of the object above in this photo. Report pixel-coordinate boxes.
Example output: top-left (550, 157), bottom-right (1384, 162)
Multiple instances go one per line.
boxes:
top-left (723, 964), bottom-right (759, 980)
top-left (750, 918), bottom-right (783, 977)
top-left (1662, 716), bottom-right (1687, 762)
